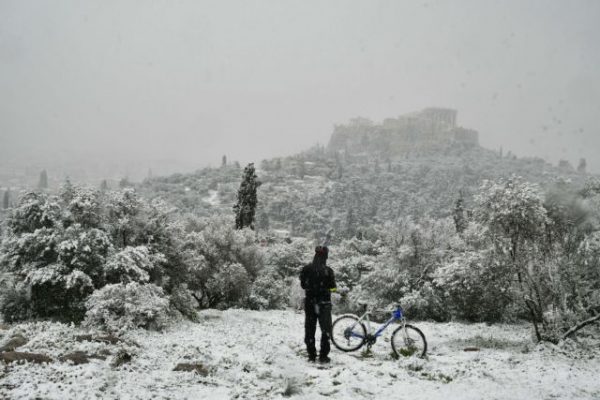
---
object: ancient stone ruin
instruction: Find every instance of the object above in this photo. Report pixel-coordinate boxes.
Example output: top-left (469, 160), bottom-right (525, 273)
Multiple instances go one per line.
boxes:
top-left (327, 108), bottom-right (479, 156)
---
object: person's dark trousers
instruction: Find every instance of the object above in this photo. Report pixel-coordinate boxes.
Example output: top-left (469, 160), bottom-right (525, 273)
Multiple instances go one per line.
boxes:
top-left (304, 298), bottom-right (332, 359)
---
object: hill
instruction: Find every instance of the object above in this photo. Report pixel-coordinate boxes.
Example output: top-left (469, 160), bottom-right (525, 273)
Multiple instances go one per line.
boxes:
top-left (140, 109), bottom-right (595, 241)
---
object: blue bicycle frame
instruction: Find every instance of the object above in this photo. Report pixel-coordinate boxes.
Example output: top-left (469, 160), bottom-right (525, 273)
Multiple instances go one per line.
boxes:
top-left (349, 306), bottom-right (404, 339)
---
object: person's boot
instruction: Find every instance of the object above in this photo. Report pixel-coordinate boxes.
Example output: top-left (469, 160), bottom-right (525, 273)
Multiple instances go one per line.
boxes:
top-left (308, 353), bottom-right (316, 362)
top-left (318, 355), bottom-right (331, 363)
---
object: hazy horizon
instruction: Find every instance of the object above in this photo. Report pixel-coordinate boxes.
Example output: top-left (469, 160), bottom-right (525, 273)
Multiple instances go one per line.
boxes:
top-left (1, 0), bottom-right (599, 175)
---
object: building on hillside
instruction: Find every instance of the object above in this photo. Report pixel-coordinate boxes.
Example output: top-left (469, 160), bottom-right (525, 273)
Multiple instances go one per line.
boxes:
top-left (327, 108), bottom-right (479, 156)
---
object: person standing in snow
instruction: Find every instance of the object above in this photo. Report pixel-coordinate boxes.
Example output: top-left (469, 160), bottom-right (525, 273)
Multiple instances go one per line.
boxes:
top-left (300, 246), bottom-right (337, 363)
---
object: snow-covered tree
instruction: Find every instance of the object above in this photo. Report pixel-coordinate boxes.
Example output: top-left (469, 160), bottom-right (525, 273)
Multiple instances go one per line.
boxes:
top-left (3, 189), bottom-right (9, 209)
top-left (234, 163), bottom-right (260, 230)
top-left (66, 188), bottom-right (103, 229)
top-left (119, 177), bottom-right (132, 188)
top-left (577, 158), bottom-right (587, 173)
top-left (347, 217), bottom-right (456, 320)
top-left (179, 215), bottom-right (261, 308)
top-left (105, 189), bottom-right (143, 248)
top-left (247, 266), bottom-right (288, 310)
top-left (6, 192), bottom-right (61, 235)
top-left (204, 262), bottom-right (250, 308)
top-left (0, 187), bottom-right (183, 324)
top-left (435, 222), bottom-right (514, 321)
top-left (297, 159), bottom-right (306, 179)
top-left (38, 170), bottom-right (48, 190)
top-left (452, 191), bottom-right (467, 233)
top-left (475, 176), bottom-right (550, 339)
top-left (103, 246), bottom-right (163, 284)
top-left (0, 192), bottom-right (97, 321)
top-left (60, 179), bottom-right (75, 204)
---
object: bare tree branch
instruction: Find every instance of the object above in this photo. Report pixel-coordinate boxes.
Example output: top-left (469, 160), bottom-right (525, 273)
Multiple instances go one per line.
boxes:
top-left (562, 313), bottom-right (600, 340)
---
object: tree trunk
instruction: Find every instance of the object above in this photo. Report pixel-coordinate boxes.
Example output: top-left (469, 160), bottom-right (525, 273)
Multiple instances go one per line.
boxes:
top-left (525, 298), bottom-right (542, 342)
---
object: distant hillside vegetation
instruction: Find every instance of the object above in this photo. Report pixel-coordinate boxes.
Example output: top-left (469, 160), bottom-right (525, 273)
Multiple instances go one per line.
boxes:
top-left (140, 109), bottom-right (594, 241)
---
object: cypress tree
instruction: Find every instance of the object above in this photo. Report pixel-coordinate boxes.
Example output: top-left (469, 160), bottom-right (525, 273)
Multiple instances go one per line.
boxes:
top-left (298, 160), bottom-right (306, 179)
top-left (60, 178), bottom-right (75, 204)
top-left (577, 158), bottom-right (587, 174)
top-left (119, 177), bottom-right (131, 188)
top-left (38, 169), bottom-right (48, 189)
top-left (336, 161), bottom-right (343, 180)
top-left (3, 189), bottom-right (9, 209)
top-left (233, 163), bottom-right (260, 230)
top-left (453, 191), bottom-right (467, 233)
top-left (345, 207), bottom-right (356, 237)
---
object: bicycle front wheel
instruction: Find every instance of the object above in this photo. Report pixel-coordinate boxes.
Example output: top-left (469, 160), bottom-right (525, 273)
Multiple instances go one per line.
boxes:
top-left (391, 324), bottom-right (427, 358)
top-left (331, 315), bottom-right (366, 352)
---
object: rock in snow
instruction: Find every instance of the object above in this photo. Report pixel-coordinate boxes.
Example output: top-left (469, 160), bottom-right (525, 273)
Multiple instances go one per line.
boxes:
top-left (173, 362), bottom-right (209, 376)
top-left (1, 351), bottom-right (52, 364)
top-left (0, 333), bottom-right (28, 352)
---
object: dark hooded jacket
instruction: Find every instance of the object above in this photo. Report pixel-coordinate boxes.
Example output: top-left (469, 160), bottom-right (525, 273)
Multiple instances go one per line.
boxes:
top-left (300, 252), bottom-right (336, 303)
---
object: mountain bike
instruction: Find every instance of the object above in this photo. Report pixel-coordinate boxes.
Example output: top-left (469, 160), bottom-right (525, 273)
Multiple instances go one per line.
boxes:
top-left (331, 304), bottom-right (427, 358)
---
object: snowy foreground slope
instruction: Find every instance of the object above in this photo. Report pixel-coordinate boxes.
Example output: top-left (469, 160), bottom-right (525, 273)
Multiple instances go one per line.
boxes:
top-left (1, 310), bottom-right (599, 400)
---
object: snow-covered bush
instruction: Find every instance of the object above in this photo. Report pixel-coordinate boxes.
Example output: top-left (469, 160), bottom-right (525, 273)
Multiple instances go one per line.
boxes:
top-left (348, 218), bottom-right (456, 321)
top-left (0, 188), bottom-right (178, 325)
top-left (105, 189), bottom-right (144, 248)
top-left (188, 215), bottom-right (262, 278)
top-left (247, 267), bottom-right (289, 310)
top-left (84, 282), bottom-right (170, 332)
top-left (547, 232), bottom-right (600, 338)
top-left (6, 192), bottom-right (62, 235)
top-left (262, 240), bottom-right (311, 278)
top-left (0, 194), bottom-right (87, 321)
top-left (468, 176), bottom-right (600, 340)
top-left (434, 222), bottom-right (519, 322)
top-left (178, 216), bottom-right (262, 308)
top-left (104, 246), bottom-right (164, 284)
top-left (436, 250), bottom-right (516, 322)
top-left (328, 238), bottom-right (379, 292)
top-left (473, 177), bottom-right (552, 337)
top-left (65, 188), bottom-right (103, 228)
top-left (401, 282), bottom-right (449, 322)
top-left (0, 283), bottom-right (31, 323)
top-left (204, 263), bottom-right (250, 309)
top-left (57, 224), bottom-right (112, 284)
top-left (168, 283), bottom-right (199, 321)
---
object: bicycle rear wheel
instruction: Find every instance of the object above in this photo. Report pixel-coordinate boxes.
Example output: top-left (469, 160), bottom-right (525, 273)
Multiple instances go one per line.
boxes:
top-left (331, 315), bottom-right (366, 352)
top-left (391, 324), bottom-right (427, 358)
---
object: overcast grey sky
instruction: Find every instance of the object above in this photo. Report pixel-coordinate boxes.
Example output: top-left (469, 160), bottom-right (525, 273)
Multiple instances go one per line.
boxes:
top-left (1, 0), bottom-right (599, 173)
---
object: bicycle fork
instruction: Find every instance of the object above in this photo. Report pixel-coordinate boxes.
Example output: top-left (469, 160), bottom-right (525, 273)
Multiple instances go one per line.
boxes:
top-left (398, 320), bottom-right (417, 348)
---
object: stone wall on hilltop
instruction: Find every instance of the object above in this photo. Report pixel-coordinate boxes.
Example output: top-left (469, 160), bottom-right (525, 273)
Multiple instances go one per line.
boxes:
top-left (327, 108), bottom-right (479, 156)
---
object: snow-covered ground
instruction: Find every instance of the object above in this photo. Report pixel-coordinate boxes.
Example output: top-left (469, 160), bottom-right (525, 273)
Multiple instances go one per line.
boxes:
top-left (202, 190), bottom-right (220, 206)
top-left (1, 310), bottom-right (599, 400)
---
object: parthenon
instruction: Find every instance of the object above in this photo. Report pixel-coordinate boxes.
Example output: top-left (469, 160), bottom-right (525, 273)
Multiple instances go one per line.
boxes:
top-left (327, 108), bottom-right (479, 155)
